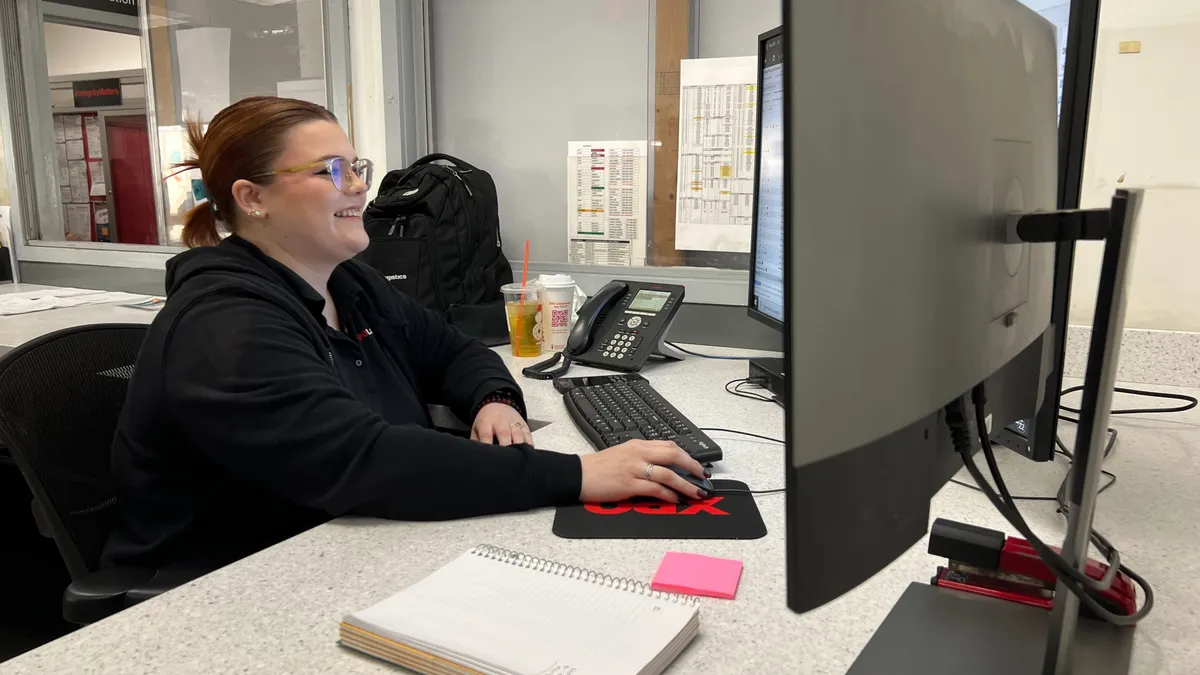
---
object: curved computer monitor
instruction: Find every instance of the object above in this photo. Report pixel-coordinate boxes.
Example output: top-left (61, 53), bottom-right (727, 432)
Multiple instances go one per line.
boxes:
top-left (747, 25), bottom-right (785, 333)
top-left (783, 0), bottom-right (1058, 613)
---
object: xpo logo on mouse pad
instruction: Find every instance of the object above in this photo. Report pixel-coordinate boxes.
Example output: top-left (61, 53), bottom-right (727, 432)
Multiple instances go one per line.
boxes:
top-left (552, 480), bottom-right (767, 540)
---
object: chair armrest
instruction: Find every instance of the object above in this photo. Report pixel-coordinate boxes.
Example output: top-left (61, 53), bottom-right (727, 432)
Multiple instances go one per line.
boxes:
top-left (63, 567), bottom-right (154, 625)
top-left (124, 568), bottom-right (210, 607)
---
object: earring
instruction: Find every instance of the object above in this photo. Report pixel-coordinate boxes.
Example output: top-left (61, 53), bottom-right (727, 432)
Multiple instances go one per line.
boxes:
top-left (250, 210), bottom-right (262, 217)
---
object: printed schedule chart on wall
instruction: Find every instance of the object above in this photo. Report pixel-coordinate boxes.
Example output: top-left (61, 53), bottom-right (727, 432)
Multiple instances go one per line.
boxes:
top-left (673, 56), bottom-right (758, 254)
top-left (566, 140), bottom-right (647, 266)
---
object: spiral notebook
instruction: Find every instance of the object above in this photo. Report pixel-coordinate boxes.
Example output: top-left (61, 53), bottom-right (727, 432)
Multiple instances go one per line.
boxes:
top-left (339, 545), bottom-right (700, 675)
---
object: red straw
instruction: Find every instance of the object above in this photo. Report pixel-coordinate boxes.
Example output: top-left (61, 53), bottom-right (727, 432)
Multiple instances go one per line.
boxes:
top-left (516, 240), bottom-right (531, 354)
top-left (521, 239), bottom-right (531, 286)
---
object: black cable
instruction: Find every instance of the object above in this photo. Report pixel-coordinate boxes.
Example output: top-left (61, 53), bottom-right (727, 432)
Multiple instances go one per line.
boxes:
top-left (724, 378), bottom-right (775, 403)
top-left (957, 444), bottom-right (1151, 625)
top-left (948, 466), bottom-right (1115, 502)
top-left (699, 427), bottom-right (784, 444)
top-left (1060, 385), bottom-right (1198, 416)
top-left (712, 487), bottom-right (786, 495)
top-left (947, 396), bottom-right (1153, 625)
top-left (947, 478), bottom-right (1062, 501)
top-left (666, 342), bottom-right (755, 360)
top-left (972, 389), bottom-right (1122, 593)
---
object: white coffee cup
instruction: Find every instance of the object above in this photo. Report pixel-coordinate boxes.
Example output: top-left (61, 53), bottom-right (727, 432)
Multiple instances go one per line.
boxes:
top-left (535, 274), bottom-right (588, 352)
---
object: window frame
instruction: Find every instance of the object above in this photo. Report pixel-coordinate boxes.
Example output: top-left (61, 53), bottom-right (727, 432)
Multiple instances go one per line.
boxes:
top-left (0, 0), bottom-right (354, 270)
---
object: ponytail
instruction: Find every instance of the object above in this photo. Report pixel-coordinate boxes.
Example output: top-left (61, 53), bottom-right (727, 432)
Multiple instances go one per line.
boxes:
top-left (176, 117), bottom-right (221, 248)
top-left (181, 201), bottom-right (221, 248)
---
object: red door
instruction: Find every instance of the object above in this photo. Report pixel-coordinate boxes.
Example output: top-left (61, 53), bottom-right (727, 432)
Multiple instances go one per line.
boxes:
top-left (105, 116), bottom-right (158, 245)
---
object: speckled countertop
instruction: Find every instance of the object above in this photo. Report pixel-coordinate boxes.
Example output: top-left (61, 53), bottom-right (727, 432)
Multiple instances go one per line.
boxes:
top-left (3, 341), bottom-right (1199, 675)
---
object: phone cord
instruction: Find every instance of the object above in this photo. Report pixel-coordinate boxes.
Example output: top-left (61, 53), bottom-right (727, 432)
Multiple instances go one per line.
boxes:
top-left (522, 352), bottom-right (573, 380)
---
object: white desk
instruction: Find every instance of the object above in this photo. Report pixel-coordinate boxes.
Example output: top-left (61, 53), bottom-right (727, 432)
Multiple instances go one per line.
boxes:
top-left (0, 284), bottom-right (155, 354)
top-left (2, 300), bottom-right (1199, 674)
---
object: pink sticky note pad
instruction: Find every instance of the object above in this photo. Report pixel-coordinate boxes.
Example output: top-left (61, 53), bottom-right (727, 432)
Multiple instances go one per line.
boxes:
top-left (650, 552), bottom-right (743, 599)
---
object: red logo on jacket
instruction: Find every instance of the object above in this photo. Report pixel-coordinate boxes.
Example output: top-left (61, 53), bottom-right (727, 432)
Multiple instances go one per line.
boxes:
top-left (357, 327), bottom-right (374, 342)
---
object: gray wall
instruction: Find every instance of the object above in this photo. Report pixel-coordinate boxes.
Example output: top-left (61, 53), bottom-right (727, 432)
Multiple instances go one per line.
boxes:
top-left (430, 0), bottom-right (651, 266)
top-left (696, 0), bottom-right (780, 58)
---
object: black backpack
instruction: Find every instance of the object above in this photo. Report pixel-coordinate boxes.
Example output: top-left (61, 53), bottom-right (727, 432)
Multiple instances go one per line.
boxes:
top-left (359, 154), bottom-right (514, 344)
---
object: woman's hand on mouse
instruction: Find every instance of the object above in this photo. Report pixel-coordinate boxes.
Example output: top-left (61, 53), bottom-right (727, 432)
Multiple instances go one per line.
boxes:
top-left (578, 440), bottom-right (709, 504)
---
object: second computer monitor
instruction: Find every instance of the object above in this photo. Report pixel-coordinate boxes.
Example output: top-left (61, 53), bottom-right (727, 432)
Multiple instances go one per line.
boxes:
top-left (748, 26), bottom-right (785, 332)
top-left (783, 0), bottom-right (1058, 613)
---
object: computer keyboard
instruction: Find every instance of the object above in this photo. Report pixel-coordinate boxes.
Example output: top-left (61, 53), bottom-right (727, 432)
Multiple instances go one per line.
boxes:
top-left (554, 374), bottom-right (722, 464)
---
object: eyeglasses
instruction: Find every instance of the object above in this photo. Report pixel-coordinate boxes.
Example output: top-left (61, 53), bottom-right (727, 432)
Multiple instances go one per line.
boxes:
top-left (252, 157), bottom-right (374, 193)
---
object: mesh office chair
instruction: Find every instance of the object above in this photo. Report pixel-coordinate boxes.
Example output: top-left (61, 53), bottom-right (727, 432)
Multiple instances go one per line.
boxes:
top-left (0, 324), bottom-right (203, 624)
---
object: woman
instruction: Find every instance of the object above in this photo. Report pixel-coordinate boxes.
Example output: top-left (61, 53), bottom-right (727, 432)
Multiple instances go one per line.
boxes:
top-left (102, 97), bottom-right (707, 571)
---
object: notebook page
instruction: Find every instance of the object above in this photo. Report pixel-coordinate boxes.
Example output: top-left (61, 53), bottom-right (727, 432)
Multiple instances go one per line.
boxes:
top-left (347, 550), bottom-right (697, 675)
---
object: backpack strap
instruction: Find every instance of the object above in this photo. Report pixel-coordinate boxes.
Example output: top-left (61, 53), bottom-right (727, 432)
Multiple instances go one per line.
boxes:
top-left (411, 153), bottom-right (479, 172)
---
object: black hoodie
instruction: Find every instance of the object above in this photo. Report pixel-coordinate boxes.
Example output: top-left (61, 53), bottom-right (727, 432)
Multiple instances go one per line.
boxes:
top-left (101, 235), bottom-right (581, 570)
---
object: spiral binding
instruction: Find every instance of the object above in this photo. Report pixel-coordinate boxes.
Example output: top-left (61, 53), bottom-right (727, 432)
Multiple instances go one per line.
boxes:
top-left (470, 544), bottom-right (700, 607)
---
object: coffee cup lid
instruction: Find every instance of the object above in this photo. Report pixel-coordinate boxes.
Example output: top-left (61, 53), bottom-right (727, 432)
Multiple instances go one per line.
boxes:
top-left (536, 274), bottom-right (576, 287)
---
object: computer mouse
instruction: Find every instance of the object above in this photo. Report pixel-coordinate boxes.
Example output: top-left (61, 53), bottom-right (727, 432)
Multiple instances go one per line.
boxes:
top-left (667, 465), bottom-right (714, 497)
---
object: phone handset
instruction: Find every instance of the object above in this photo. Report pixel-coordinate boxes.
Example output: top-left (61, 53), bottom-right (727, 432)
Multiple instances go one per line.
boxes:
top-left (523, 281), bottom-right (628, 380)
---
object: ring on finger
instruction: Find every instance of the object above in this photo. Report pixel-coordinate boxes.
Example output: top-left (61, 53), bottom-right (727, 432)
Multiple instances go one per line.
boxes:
top-left (509, 421), bottom-right (525, 429)
top-left (643, 463), bottom-right (655, 480)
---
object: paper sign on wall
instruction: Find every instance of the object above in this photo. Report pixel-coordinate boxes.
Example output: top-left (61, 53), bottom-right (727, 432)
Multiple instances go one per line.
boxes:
top-left (85, 117), bottom-right (103, 159)
top-left (674, 57), bottom-right (758, 253)
top-left (62, 115), bottom-right (83, 141)
top-left (65, 203), bottom-right (91, 239)
top-left (566, 140), bottom-right (647, 267)
top-left (88, 160), bottom-right (106, 197)
top-left (67, 161), bottom-right (89, 203)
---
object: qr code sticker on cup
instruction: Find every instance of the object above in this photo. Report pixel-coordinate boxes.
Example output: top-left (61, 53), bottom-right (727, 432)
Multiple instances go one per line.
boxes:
top-left (551, 308), bottom-right (569, 328)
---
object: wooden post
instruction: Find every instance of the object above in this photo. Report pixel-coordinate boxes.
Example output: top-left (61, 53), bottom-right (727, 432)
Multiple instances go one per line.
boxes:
top-left (149, 0), bottom-right (176, 123)
top-left (651, 0), bottom-right (688, 267)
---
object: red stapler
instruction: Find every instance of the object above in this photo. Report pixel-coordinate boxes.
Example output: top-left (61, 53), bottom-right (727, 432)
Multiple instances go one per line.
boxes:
top-left (928, 518), bottom-right (1138, 620)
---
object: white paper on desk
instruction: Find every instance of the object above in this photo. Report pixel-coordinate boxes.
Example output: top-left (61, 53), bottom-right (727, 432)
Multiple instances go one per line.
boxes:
top-left (55, 143), bottom-right (69, 183)
top-left (88, 160), bottom-right (106, 197)
top-left (674, 56), bottom-right (757, 253)
top-left (277, 79), bottom-right (327, 108)
top-left (62, 114), bottom-right (83, 141)
top-left (65, 139), bottom-right (85, 161)
top-left (54, 115), bottom-right (65, 143)
top-left (176, 28), bottom-right (231, 122)
top-left (0, 289), bottom-right (153, 316)
top-left (67, 161), bottom-right (89, 203)
top-left (85, 116), bottom-right (103, 159)
top-left (65, 203), bottom-right (91, 239)
top-left (566, 140), bottom-right (647, 266)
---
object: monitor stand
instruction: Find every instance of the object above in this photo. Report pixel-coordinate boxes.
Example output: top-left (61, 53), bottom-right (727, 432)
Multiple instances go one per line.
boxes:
top-left (853, 191), bottom-right (1145, 675)
top-left (748, 357), bottom-right (786, 406)
top-left (847, 583), bottom-right (1133, 675)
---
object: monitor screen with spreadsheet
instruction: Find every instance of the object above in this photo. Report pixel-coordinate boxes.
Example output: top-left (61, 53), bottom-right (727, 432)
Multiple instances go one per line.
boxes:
top-left (748, 26), bottom-right (785, 331)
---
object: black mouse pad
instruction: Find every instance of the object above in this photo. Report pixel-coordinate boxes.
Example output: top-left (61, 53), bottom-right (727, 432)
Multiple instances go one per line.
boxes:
top-left (552, 479), bottom-right (767, 540)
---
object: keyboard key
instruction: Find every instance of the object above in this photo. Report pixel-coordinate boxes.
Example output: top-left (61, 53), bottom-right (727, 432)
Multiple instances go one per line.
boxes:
top-left (573, 397), bottom-right (599, 422)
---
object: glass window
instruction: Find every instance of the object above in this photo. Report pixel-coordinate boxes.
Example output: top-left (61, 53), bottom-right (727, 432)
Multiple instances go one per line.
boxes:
top-left (429, 0), bottom-right (781, 272)
top-left (42, 20), bottom-right (146, 243)
top-left (20, 0), bottom-right (337, 248)
top-left (149, 0), bottom-right (331, 245)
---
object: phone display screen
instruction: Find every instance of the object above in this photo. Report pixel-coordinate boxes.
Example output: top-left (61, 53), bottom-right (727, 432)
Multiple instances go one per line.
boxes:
top-left (628, 289), bottom-right (672, 313)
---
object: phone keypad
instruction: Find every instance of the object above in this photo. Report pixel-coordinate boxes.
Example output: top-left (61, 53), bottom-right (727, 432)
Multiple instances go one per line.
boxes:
top-left (599, 331), bottom-right (643, 361)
